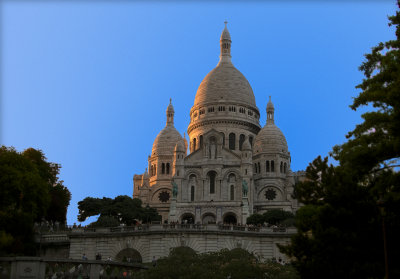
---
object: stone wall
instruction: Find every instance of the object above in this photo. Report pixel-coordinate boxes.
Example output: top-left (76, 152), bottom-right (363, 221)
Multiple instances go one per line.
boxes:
top-left (66, 225), bottom-right (294, 263)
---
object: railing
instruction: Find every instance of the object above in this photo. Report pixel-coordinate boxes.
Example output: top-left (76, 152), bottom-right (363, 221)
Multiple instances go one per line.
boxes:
top-left (65, 224), bottom-right (294, 234)
top-left (0, 257), bottom-right (147, 279)
top-left (40, 234), bottom-right (70, 243)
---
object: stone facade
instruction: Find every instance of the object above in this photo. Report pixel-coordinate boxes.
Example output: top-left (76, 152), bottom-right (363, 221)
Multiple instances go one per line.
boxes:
top-left (133, 23), bottom-right (304, 224)
top-left (66, 226), bottom-right (293, 263)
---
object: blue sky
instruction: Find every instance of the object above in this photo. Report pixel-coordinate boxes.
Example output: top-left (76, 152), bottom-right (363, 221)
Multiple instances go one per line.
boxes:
top-left (1, 0), bottom-right (397, 225)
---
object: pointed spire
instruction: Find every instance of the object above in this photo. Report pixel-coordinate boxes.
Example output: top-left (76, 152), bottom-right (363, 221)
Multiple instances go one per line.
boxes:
top-left (166, 99), bottom-right (175, 126)
top-left (142, 168), bottom-right (149, 186)
top-left (183, 132), bottom-right (188, 154)
top-left (219, 21), bottom-right (232, 63)
top-left (266, 96), bottom-right (275, 125)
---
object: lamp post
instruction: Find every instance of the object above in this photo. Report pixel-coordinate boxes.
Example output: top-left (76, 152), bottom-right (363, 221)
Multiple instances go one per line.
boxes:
top-left (377, 198), bottom-right (389, 279)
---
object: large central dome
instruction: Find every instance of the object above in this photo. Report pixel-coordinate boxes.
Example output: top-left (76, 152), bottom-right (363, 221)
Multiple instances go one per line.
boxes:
top-left (192, 23), bottom-right (257, 109)
top-left (194, 62), bottom-right (256, 108)
top-left (187, 23), bottom-right (261, 149)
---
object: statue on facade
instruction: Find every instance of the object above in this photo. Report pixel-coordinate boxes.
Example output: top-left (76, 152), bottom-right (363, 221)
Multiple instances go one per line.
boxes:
top-left (209, 140), bottom-right (216, 159)
top-left (172, 181), bottom-right (178, 198)
top-left (242, 180), bottom-right (248, 197)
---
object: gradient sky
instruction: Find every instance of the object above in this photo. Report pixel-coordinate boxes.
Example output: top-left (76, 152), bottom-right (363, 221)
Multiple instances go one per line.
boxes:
top-left (1, 0), bottom-right (398, 225)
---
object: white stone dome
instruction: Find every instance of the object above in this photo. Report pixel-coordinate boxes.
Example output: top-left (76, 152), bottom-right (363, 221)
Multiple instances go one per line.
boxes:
top-left (193, 62), bottom-right (257, 108)
top-left (253, 124), bottom-right (288, 155)
top-left (151, 100), bottom-right (184, 156)
top-left (253, 97), bottom-right (288, 155)
top-left (152, 126), bottom-right (183, 156)
top-left (174, 141), bottom-right (185, 153)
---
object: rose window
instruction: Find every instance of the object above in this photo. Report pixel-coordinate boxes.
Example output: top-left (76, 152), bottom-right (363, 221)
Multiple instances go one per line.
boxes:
top-left (265, 189), bottom-right (277, 200)
top-left (158, 191), bottom-right (170, 202)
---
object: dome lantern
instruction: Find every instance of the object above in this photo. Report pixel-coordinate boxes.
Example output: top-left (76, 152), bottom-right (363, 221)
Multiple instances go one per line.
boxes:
top-left (267, 96), bottom-right (275, 125)
top-left (166, 98), bottom-right (175, 126)
top-left (220, 21), bottom-right (232, 63)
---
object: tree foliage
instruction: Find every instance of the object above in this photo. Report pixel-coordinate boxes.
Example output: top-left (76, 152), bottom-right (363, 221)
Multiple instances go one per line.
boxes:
top-left (0, 146), bottom-right (71, 255)
top-left (264, 210), bottom-right (294, 226)
top-left (139, 247), bottom-right (299, 279)
top-left (281, 4), bottom-right (400, 278)
top-left (247, 210), bottom-right (294, 226)
top-left (280, 158), bottom-right (383, 278)
top-left (77, 195), bottom-right (161, 226)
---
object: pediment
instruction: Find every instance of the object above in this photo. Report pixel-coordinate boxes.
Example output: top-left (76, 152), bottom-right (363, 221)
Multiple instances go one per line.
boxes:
top-left (184, 145), bottom-right (241, 164)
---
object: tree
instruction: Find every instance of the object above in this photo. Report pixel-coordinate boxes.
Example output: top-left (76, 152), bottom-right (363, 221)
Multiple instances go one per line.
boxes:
top-left (77, 195), bottom-right (161, 226)
top-left (280, 157), bottom-right (384, 278)
top-left (139, 247), bottom-right (299, 279)
top-left (263, 210), bottom-right (294, 226)
top-left (281, 3), bottom-right (400, 278)
top-left (247, 213), bottom-right (265, 225)
top-left (246, 210), bottom-right (294, 226)
top-left (0, 146), bottom-right (71, 255)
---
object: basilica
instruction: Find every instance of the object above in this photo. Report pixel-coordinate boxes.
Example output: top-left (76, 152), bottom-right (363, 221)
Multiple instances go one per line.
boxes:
top-left (133, 23), bottom-right (303, 224)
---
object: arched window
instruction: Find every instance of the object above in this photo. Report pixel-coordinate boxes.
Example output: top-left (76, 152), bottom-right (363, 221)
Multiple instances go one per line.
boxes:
top-left (271, 161), bottom-right (275, 172)
top-left (239, 134), bottom-right (245, 150)
top-left (222, 133), bottom-right (225, 146)
top-left (258, 162), bottom-right (261, 174)
top-left (154, 165), bottom-right (156, 175)
top-left (193, 138), bottom-right (197, 151)
top-left (190, 186), bottom-right (195, 201)
top-left (266, 161), bottom-right (270, 172)
top-left (162, 163), bottom-right (165, 174)
top-left (166, 163), bottom-right (170, 174)
top-left (208, 171), bottom-right (216, 194)
top-left (249, 136), bottom-right (253, 147)
top-left (228, 173), bottom-right (236, 183)
top-left (254, 163), bottom-right (257, 173)
top-left (150, 165), bottom-right (154, 176)
top-left (177, 170), bottom-right (180, 176)
top-left (189, 174), bottom-right (196, 181)
top-left (230, 185), bottom-right (235, 201)
top-left (284, 162), bottom-right (287, 173)
top-left (280, 162), bottom-right (283, 173)
top-left (199, 135), bottom-right (203, 148)
top-left (229, 133), bottom-right (236, 150)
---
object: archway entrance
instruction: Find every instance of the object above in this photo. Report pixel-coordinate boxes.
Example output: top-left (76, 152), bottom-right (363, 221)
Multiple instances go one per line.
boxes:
top-left (202, 213), bottom-right (216, 224)
top-left (115, 248), bottom-right (142, 263)
top-left (181, 213), bottom-right (195, 224)
top-left (223, 213), bottom-right (237, 225)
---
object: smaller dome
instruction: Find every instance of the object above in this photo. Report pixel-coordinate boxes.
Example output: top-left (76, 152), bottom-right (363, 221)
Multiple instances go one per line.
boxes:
top-left (174, 141), bottom-right (185, 153)
top-left (151, 100), bottom-right (183, 156)
top-left (253, 124), bottom-right (288, 155)
top-left (152, 126), bottom-right (183, 156)
top-left (254, 98), bottom-right (288, 155)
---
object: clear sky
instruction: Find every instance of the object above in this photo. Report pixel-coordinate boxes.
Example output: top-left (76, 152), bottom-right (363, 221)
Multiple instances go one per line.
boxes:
top-left (1, 0), bottom-right (398, 225)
